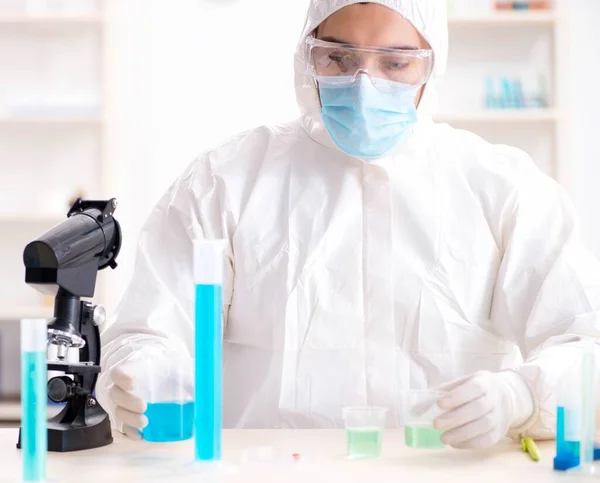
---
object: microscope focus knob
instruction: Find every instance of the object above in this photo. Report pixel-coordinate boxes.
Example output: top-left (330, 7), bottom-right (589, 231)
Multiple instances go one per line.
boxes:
top-left (48, 376), bottom-right (77, 403)
top-left (92, 305), bottom-right (107, 326)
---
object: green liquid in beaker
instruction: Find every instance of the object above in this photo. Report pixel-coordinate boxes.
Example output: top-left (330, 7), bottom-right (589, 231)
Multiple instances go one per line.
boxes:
top-left (346, 427), bottom-right (383, 458)
top-left (405, 424), bottom-right (444, 449)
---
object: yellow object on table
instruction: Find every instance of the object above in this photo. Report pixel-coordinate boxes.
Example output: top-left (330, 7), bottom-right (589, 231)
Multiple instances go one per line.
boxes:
top-left (522, 437), bottom-right (540, 462)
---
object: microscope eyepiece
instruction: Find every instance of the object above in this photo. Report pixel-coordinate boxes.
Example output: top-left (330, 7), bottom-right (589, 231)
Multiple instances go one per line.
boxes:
top-left (23, 198), bottom-right (121, 298)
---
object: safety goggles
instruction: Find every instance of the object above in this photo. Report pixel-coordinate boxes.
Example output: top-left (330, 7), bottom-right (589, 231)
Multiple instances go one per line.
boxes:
top-left (306, 37), bottom-right (433, 87)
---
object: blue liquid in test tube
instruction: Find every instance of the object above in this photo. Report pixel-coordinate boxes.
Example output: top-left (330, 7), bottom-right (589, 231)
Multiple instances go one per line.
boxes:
top-left (554, 347), bottom-right (600, 472)
top-left (555, 406), bottom-right (580, 470)
top-left (194, 240), bottom-right (226, 462)
top-left (21, 318), bottom-right (48, 482)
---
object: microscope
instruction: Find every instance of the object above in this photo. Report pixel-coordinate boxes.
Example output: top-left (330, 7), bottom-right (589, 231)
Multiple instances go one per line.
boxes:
top-left (17, 198), bottom-right (122, 452)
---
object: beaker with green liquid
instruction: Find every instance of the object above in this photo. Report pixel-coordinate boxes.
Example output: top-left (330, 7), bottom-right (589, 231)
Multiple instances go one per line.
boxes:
top-left (402, 390), bottom-right (447, 449)
top-left (342, 407), bottom-right (387, 459)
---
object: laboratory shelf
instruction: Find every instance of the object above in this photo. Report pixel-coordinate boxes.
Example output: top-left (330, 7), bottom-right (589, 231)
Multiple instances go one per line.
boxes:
top-left (0, 116), bottom-right (103, 126)
top-left (0, 213), bottom-right (64, 224)
top-left (434, 109), bottom-right (559, 123)
top-left (0, 403), bottom-right (21, 422)
top-left (0, 306), bottom-right (53, 321)
top-left (448, 12), bottom-right (557, 26)
top-left (0, 14), bottom-right (102, 27)
top-left (0, 402), bottom-right (61, 422)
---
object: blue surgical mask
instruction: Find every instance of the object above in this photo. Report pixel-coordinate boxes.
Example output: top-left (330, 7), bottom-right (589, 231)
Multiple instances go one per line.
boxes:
top-left (318, 75), bottom-right (420, 159)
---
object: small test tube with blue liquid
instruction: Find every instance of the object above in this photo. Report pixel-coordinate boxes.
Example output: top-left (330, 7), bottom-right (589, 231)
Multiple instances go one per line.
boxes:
top-left (554, 344), bottom-right (600, 472)
top-left (21, 318), bottom-right (48, 482)
top-left (194, 240), bottom-right (226, 462)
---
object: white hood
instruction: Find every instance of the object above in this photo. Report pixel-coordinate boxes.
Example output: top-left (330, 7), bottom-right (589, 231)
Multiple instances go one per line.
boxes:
top-left (293, 0), bottom-right (448, 149)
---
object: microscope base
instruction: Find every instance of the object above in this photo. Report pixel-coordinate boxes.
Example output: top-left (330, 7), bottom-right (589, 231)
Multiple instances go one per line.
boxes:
top-left (17, 399), bottom-right (113, 452)
top-left (46, 417), bottom-right (113, 452)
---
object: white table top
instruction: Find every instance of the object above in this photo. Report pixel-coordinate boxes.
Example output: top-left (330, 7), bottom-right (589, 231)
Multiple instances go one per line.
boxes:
top-left (0, 428), bottom-right (583, 482)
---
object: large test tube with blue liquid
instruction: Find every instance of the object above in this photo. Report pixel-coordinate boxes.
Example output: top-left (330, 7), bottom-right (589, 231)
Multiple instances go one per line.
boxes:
top-left (194, 240), bottom-right (226, 461)
top-left (21, 318), bottom-right (47, 482)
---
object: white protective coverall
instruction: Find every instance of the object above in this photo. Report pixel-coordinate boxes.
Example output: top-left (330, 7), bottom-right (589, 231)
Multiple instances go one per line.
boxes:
top-left (98, 0), bottom-right (600, 438)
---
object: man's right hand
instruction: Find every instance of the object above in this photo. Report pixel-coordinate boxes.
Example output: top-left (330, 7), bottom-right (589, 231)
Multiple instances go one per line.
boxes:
top-left (108, 363), bottom-right (148, 440)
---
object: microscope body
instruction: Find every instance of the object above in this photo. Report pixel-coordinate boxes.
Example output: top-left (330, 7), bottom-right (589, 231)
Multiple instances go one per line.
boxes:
top-left (17, 198), bottom-right (121, 452)
top-left (44, 292), bottom-right (111, 452)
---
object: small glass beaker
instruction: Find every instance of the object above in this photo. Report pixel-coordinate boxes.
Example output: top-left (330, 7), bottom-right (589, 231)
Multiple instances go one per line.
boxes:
top-left (402, 390), bottom-right (447, 449)
top-left (139, 355), bottom-right (194, 443)
top-left (342, 407), bottom-right (387, 459)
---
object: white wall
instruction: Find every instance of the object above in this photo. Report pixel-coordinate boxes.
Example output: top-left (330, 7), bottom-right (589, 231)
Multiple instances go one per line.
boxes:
top-left (143, 0), bottom-right (308, 198)
top-left (567, 0), bottom-right (600, 258)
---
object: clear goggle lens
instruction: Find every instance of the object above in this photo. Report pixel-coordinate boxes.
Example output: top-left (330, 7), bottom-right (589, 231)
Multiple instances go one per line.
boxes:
top-left (306, 37), bottom-right (433, 87)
